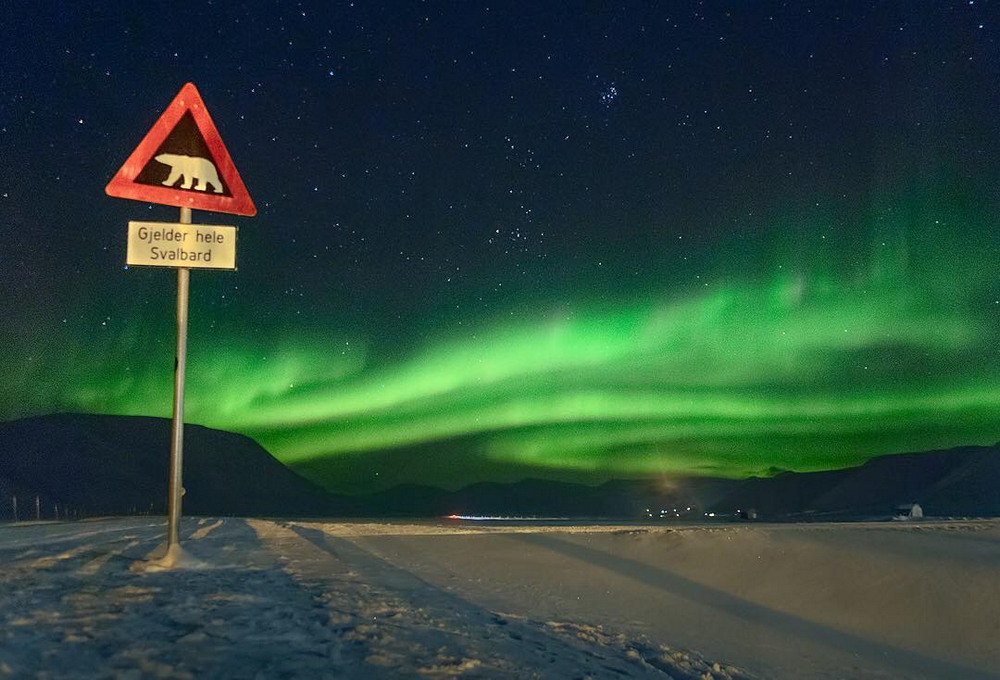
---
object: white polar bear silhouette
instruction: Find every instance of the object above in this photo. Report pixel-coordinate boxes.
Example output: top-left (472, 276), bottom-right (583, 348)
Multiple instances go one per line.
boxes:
top-left (155, 153), bottom-right (224, 193)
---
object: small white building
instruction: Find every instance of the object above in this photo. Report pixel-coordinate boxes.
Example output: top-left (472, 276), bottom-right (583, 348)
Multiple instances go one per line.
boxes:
top-left (894, 503), bottom-right (923, 520)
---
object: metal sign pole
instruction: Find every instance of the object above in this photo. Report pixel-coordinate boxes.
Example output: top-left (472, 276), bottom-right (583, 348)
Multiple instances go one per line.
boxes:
top-left (166, 206), bottom-right (192, 551)
top-left (109, 83), bottom-right (254, 570)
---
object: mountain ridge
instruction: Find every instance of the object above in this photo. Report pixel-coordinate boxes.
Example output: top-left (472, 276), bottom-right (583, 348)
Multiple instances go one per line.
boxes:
top-left (1, 414), bottom-right (996, 520)
top-left (0, 413), bottom-right (358, 519)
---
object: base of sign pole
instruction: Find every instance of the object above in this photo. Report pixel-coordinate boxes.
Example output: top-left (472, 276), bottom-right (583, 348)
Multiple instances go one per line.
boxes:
top-left (130, 542), bottom-right (209, 572)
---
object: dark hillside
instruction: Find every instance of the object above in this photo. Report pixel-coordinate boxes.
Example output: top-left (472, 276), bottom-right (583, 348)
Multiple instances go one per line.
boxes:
top-left (0, 414), bottom-right (355, 518)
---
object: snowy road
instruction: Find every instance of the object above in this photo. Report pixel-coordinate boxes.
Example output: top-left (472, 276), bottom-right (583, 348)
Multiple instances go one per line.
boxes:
top-left (329, 520), bottom-right (1000, 680)
top-left (1, 517), bottom-right (997, 679)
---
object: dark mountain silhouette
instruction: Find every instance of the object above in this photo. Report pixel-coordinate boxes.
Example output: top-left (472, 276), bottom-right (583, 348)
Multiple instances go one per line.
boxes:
top-left (706, 443), bottom-right (1000, 519)
top-left (0, 414), bottom-right (359, 519)
top-left (357, 444), bottom-right (1000, 519)
top-left (1, 414), bottom-right (996, 520)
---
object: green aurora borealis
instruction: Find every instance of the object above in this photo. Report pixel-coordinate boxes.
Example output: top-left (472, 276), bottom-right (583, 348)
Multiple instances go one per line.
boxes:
top-left (6, 189), bottom-right (998, 493)
top-left (2, 2), bottom-right (998, 493)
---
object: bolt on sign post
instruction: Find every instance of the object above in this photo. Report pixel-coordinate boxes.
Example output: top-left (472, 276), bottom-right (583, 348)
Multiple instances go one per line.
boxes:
top-left (106, 83), bottom-right (255, 568)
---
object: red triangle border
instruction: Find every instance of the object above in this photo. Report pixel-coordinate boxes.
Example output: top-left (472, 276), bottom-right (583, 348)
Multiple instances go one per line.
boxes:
top-left (106, 83), bottom-right (256, 217)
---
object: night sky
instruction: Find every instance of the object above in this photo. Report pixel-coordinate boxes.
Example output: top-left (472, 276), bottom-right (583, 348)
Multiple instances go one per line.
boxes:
top-left (2, 2), bottom-right (998, 494)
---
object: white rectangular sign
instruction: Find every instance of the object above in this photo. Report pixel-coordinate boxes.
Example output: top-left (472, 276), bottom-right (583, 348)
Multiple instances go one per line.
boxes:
top-left (127, 221), bottom-right (237, 270)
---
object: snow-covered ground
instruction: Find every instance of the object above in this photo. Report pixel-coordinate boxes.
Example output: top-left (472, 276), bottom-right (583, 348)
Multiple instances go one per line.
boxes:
top-left (1, 517), bottom-right (997, 679)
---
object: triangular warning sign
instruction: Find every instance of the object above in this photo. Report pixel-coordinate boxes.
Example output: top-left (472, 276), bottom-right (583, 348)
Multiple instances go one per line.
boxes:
top-left (106, 83), bottom-right (256, 216)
